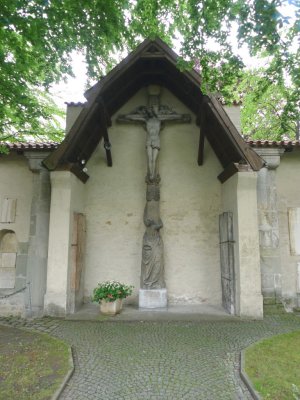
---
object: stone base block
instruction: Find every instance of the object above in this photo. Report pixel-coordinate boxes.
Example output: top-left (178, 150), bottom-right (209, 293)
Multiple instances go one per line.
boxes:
top-left (139, 288), bottom-right (167, 308)
top-left (44, 292), bottom-right (67, 317)
top-left (239, 293), bottom-right (264, 319)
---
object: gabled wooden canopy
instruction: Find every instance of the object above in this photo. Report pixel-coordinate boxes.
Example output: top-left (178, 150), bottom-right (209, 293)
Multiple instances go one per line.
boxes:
top-left (43, 37), bottom-right (264, 182)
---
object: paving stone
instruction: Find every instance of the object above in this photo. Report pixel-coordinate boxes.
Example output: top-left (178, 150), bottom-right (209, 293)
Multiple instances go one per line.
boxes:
top-left (0, 313), bottom-right (300, 399)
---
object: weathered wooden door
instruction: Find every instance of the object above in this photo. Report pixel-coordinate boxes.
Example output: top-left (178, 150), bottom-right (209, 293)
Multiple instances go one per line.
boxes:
top-left (219, 212), bottom-right (235, 314)
top-left (70, 213), bottom-right (86, 313)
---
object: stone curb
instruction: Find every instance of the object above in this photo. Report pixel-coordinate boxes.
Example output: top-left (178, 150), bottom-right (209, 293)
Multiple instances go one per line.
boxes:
top-left (51, 345), bottom-right (75, 400)
top-left (240, 350), bottom-right (261, 400)
top-left (0, 322), bottom-right (75, 400)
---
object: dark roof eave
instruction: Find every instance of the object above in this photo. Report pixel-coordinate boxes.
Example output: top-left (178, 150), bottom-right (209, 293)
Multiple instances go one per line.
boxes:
top-left (84, 37), bottom-right (201, 102)
top-left (204, 95), bottom-right (265, 171)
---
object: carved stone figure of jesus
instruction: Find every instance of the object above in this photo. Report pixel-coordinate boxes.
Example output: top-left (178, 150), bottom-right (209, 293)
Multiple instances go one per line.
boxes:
top-left (117, 87), bottom-right (191, 182)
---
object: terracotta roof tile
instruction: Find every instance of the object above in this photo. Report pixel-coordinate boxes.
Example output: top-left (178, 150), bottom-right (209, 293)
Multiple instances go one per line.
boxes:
top-left (2, 141), bottom-right (59, 150)
top-left (65, 102), bottom-right (87, 107)
top-left (2, 139), bottom-right (299, 155)
top-left (247, 140), bottom-right (300, 148)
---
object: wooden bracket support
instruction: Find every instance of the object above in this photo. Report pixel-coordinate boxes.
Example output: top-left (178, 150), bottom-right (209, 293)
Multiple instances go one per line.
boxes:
top-left (218, 162), bottom-right (252, 183)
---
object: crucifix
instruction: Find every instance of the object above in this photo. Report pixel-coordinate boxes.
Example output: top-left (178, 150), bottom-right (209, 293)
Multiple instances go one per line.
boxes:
top-left (117, 85), bottom-right (191, 182)
top-left (117, 86), bottom-right (191, 304)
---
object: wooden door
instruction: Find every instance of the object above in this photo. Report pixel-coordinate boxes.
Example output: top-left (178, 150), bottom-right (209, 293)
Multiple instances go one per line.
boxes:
top-left (70, 213), bottom-right (86, 312)
top-left (219, 212), bottom-right (235, 314)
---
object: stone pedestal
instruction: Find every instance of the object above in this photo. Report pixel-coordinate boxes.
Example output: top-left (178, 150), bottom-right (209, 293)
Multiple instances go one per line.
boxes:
top-left (139, 288), bottom-right (167, 308)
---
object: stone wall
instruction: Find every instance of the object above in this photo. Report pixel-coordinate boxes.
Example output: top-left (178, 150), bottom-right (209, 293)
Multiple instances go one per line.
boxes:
top-left (0, 154), bottom-right (33, 316)
top-left (276, 150), bottom-right (300, 308)
top-left (83, 88), bottom-right (224, 306)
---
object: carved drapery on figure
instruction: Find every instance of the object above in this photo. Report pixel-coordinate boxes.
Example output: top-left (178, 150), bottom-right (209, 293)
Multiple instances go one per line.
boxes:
top-left (117, 86), bottom-right (191, 290)
top-left (141, 194), bottom-right (165, 289)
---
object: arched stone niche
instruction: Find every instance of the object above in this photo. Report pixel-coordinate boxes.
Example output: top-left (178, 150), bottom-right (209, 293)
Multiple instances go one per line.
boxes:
top-left (0, 230), bottom-right (17, 289)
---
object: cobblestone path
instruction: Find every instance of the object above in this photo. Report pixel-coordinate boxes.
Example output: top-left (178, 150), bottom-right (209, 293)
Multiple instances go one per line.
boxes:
top-left (1, 312), bottom-right (300, 399)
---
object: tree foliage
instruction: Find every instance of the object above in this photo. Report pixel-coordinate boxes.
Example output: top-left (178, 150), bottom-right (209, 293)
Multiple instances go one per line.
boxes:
top-left (0, 0), bottom-right (299, 142)
top-left (222, 69), bottom-right (299, 140)
top-left (0, 0), bottom-right (130, 142)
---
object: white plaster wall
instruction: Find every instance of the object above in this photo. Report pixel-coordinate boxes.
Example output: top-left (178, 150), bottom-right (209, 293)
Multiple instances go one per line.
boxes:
top-left (0, 154), bottom-right (32, 242)
top-left (46, 172), bottom-right (73, 299)
top-left (84, 87), bottom-right (223, 305)
top-left (276, 151), bottom-right (300, 302)
top-left (84, 91), bottom-right (147, 303)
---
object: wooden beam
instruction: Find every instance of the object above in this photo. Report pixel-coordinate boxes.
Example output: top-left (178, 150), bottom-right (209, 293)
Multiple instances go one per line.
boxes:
top-left (198, 128), bottom-right (205, 166)
top-left (103, 139), bottom-right (112, 167)
top-left (197, 102), bottom-right (207, 166)
top-left (218, 162), bottom-right (252, 184)
top-left (56, 163), bottom-right (89, 183)
top-left (74, 124), bottom-right (102, 165)
top-left (96, 97), bottom-right (112, 127)
top-left (98, 99), bottom-right (113, 167)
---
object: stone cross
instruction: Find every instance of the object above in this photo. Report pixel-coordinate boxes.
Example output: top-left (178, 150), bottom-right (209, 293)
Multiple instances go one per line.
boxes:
top-left (117, 86), bottom-right (191, 297)
top-left (117, 85), bottom-right (191, 182)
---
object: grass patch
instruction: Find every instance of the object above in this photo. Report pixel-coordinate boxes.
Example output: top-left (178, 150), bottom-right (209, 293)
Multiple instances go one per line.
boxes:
top-left (245, 330), bottom-right (300, 399)
top-left (0, 326), bottom-right (70, 400)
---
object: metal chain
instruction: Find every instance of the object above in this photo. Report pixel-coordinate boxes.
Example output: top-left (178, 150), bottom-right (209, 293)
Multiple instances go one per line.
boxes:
top-left (0, 285), bottom-right (27, 299)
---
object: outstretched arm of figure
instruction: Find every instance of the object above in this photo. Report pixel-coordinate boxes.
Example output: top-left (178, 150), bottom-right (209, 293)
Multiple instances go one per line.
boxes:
top-left (117, 114), bottom-right (146, 123)
top-left (158, 113), bottom-right (191, 123)
top-left (117, 106), bottom-right (147, 122)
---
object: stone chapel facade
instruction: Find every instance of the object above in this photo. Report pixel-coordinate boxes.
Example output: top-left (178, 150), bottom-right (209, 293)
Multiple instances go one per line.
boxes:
top-left (0, 38), bottom-right (299, 319)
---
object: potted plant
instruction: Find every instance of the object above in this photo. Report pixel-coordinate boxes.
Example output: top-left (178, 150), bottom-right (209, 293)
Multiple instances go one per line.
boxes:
top-left (92, 280), bottom-right (134, 315)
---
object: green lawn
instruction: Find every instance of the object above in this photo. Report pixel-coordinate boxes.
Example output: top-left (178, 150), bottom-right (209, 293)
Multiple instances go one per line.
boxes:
top-left (245, 330), bottom-right (300, 400)
top-left (0, 326), bottom-right (70, 400)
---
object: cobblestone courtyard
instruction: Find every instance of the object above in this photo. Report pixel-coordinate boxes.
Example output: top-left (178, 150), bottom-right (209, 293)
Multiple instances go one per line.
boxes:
top-left (1, 310), bottom-right (300, 399)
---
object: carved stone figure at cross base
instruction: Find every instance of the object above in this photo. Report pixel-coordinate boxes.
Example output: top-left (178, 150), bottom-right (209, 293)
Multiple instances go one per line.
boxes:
top-left (141, 185), bottom-right (165, 289)
top-left (117, 87), bottom-right (191, 182)
top-left (141, 218), bottom-right (165, 289)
